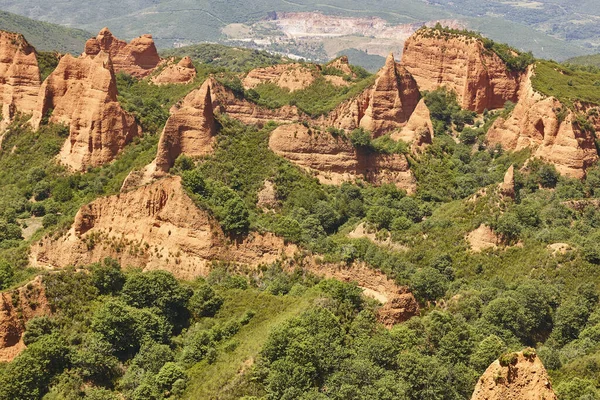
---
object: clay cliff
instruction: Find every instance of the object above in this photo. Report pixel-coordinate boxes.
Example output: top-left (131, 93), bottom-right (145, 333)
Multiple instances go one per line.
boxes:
top-left (0, 277), bottom-right (51, 362)
top-left (359, 53), bottom-right (420, 136)
top-left (487, 69), bottom-right (598, 179)
top-left (390, 98), bottom-right (434, 151)
top-left (269, 123), bottom-right (416, 192)
top-left (31, 176), bottom-right (297, 280)
top-left (85, 28), bottom-right (161, 78)
top-left (32, 51), bottom-right (140, 171)
top-left (122, 79), bottom-right (217, 189)
top-left (153, 79), bottom-right (216, 172)
top-left (471, 350), bottom-right (557, 400)
top-left (0, 31), bottom-right (41, 130)
top-left (402, 28), bottom-right (522, 113)
top-left (243, 63), bottom-right (318, 92)
top-left (152, 56), bottom-right (197, 85)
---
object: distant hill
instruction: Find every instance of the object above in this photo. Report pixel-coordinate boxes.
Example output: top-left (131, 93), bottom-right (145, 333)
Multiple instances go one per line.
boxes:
top-left (0, 0), bottom-right (594, 61)
top-left (565, 54), bottom-right (600, 68)
top-left (336, 49), bottom-right (386, 73)
top-left (160, 44), bottom-right (288, 73)
top-left (0, 10), bottom-right (91, 54)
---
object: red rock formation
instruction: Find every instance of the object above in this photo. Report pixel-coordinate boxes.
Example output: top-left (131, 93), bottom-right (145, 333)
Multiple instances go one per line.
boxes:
top-left (326, 56), bottom-right (354, 77)
top-left (122, 79), bottom-right (217, 189)
top-left (0, 31), bottom-right (41, 129)
top-left (467, 224), bottom-right (500, 252)
top-left (269, 123), bottom-right (416, 192)
top-left (152, 57), bottom-right (197, 85)
top-left (243, 63), bottom-right (318, 92)
top-left (359, 53), bottom-right (420, 136)
top-left (154, 79), bottom-right (216, 172)
top-left (500, 165), bottom-right (515, 198)
top-left (31, 176), bottom-right (297, 280)
top-left (0, 276), bottom-right (51, 362)
top-left (33, 51), bottom-right (140, 171)
top-left (85, 28), bottom-right (160, 78)
top-left (402, 28), bottom-right (522, 113)
top-left (487, 70), bottom-right (598, 179)
top-left (471, 350), bottom-right (557, 400)
top-left (391, 98), bottom-right (434, 152)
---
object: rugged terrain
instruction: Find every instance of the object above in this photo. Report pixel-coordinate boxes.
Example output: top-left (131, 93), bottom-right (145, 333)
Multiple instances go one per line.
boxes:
top-left (0, 23), bottom-right (599, 400)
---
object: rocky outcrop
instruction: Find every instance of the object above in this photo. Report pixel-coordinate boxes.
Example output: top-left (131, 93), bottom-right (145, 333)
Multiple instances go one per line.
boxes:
top-left (33, 51), bottom-right (140, 171)
top-left (85, 28), bottom-right (160, 78)
top-left (500, 165), bottom-right (515, 198)
top-left (209, 77), bottom-right (301, 126)
top-left (471, 350), bottom-right (557, 400)
top-left (359, 53), bottom-right (420, 137)
top-left (243, 63), bottom-right (318, 92)
top-left (269, 123), bottom-right (416, 192)
top-left (293, 259), bottom-right (419, 327)
top-left (152, 57), bottom-right (197, 85)
top-left (0, 31), bottom-right (41, 130)
top-left (257, 180), bottom-right (278, 211)
top-left (154, 79), bottom-right (216, 170)
top-left (122, 79), bottom-right (217, 189)
top-left (487, 70), bottom-right (598, 179)
top-left (402, 29), bottom-right (522, 113)
top-left (391, 98), bottom-right (434, 151)
top-left (467, 224), bottom-right (500, 252)
top-left (326, 56), bottom-right (354, 77)
top-left (31, 176), bottom-right (296, 280)
top-left (0, 276), bottom-right (51, 362)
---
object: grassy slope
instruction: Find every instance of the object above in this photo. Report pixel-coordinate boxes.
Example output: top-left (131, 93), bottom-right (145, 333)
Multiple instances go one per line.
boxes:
top-left (0, 10), bottom-right (91, 54)
top-left (532, 60), bottom-right (600, 106)
top-left (183, 288), bottom-right (317, 399)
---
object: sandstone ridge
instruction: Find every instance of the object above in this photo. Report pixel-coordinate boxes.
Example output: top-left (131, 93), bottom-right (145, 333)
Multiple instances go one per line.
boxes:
top-left (269, 123), bottom-right (416, 192)
top-left (122, 79), bottom-right (217, 189)
top-left (31, 176), bottom-right (297, 280)
top-left (0, 277), bottom-right (51, 362)
top-left (85, 27), bottom-right (161, 78)
top-left (152, 56), bottom-right (197, 85)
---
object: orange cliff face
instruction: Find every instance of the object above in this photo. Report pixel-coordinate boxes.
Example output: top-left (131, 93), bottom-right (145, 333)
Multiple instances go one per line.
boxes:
top-left (32, 51), bottom-right (140, 171)
top-left (358, 53), bottom-right (420, 137)
top-left (268, 123), bottom-right (416, 193)
top-left (402, 29), bottom-right (522, 113)
top-left (0, 31), bottom-right (41, 129)
top-left (487, 69), bottom-right (599, 179)
top-left (122, 79), bottom-right (217, 190)
top-left (85, 27), bottom-right (161, 78)
top-left (471, 351), bottom-right (557, 400)
top-left (30, 176), bottom-right (297, 280)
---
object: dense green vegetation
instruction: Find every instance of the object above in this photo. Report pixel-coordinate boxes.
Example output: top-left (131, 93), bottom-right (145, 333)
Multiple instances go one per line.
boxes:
top-left (0, 10), bottom-right (90, 54)
top-left (565, 53), bottom-right (600, 69)
top-left (161, 44), bottom-right (287, 73)
top-left (247, 72), bottom-right (375, 118)
top-left (532, 60), bottom-right (600, 107)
